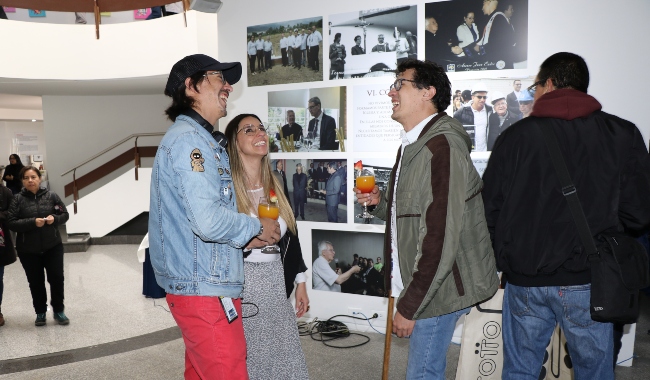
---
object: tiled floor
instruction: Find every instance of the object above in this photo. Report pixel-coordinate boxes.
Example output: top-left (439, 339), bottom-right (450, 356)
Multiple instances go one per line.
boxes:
top-left (0, 244), bottom-right (648, 379)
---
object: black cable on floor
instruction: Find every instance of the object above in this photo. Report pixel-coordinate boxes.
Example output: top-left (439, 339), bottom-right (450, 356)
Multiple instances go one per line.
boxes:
top-left (298, 314), bottom-right (374, 349)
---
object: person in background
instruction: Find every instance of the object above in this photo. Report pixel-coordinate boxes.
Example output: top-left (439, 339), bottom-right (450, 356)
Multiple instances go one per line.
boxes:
top-left (8, 166), bottom-right (69, 327)
top-left (456, 11), bottom-right (481, 57)
top-left (300, 29), bottom-right (309, 66)
top-left (293, 163), bottom-right (307, 221)
top-left (280, 33), bottom-right (289, 67)
top-left (351, 35), bottom-right (365, 55)
top-left (518, 89), bottom-right (534, 117)
top-left (0, 181), bottom-right (14, 327)
top-left (256, 34), bottom-right (265, 73)
top-left (371, 34), bottom-right (391, 52)
top-left (487, 91), bottom-right (519, 150)
top-left (281, 110), bottom-right (303, 141)
top-left (392, 29), bottom-right (410, 66)
top-left (264, 35), bottom-right (273, 70)
top-left (274, 160), bottom-right (292, 211)
top-left (374, 256), bottom-right (383, 272)
top-left (506, 79), bottom-right (524, 118)
top-left (329, 33), bottom-right (346, 79)
top-left (452, 95), bottom-right (463, 112)
top-left (224, 113), bottom-right (309, 380)
top-left (309, 25), bottom-right (323, 71)
top-left (405, 31), bottom-right (417, 60)
top-left (313, 241), bottom-right (360, 292)
top-left (292, 29), bottom-right (302, 70)
top-left (247, 34), bottom-right (258, 76)
top-left (3, 154), bottom-right (25, 195)
top-left (317, 161), bottom-right (344, 222)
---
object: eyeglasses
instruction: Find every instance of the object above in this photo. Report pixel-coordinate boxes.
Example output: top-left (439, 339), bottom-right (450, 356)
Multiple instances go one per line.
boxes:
top-left (203, 71), bottom-right (226, 84)
top-left (390, 78), bottom-right (417, 91)
top-left (238, 123), bottom-right (267, 136)
top-left (474, 95), bottom-right (487, 100)
top-left (528, 80), bottom-right (543, 93)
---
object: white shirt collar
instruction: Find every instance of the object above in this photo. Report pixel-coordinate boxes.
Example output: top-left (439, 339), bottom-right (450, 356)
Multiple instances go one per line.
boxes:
top-left (403, 114), bottom-right (436, 145)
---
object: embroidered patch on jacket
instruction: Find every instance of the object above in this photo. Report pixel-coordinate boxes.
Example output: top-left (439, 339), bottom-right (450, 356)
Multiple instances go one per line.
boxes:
top-left (190, 148), bottom-right (205, 172)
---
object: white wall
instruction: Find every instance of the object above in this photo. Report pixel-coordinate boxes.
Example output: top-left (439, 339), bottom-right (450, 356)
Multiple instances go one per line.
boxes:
top-left (0, 120), bottom-right (46, 167)
top-left (42, 94), bottom-right (169, 199)
top-left (216, 0), bottom-right (650, 330)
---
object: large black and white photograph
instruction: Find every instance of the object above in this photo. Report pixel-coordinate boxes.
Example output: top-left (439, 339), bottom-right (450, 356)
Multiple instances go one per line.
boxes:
top-left (328, 6), bottom-right (417, 80)
top-left (268, 87), bottom-right (347, 152)
top-left (425, 0), bottom-right (528, 72)
top-left (311, 229), bottom-right (386, 297)
top-left (274, 159), bottom-right (347, 223)
top-left (449, 77), bottom-right (534, 151)
top-left (247, 16), bottom-right (324, 87)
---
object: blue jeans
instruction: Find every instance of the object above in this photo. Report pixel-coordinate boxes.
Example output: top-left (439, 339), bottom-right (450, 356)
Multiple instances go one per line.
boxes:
top-left (406, 307), bottom-right (470, 380)
top-left (502, 284), bottom-right (613, 380)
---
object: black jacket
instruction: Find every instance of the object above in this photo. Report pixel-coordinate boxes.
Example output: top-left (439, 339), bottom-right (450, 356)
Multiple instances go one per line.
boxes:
top-left (487, 110), bottom-right (520, 150)
top-left (278, 228), bottom-right (308, 297)
top-left (7, 188), bottom-right (69, 254)
top-left (482, 89), bottom-right (650, 287)
top-left (0, 185), bottom-right (15, 262)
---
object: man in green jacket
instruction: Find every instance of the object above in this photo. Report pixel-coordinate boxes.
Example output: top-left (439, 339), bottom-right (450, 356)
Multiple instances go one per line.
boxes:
top-left (355, 59), bottom-right (498, 379)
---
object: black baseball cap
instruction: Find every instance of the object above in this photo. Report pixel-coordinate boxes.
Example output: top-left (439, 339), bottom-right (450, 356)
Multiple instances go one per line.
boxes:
top-left (165, 54), bottom-right (242, 97)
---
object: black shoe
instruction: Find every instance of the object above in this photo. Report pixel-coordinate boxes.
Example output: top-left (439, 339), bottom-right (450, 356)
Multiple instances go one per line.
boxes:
top-left (53, 311), bottom-right (70, 325)
top-left (35, 313), bottom-right (46, 326)
top-left (301, 216), bottom-right (305, 220)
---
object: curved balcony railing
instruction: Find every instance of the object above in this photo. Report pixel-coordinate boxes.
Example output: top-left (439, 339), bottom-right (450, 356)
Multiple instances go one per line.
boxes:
top-left (61, 132), bottom-right (165, 214)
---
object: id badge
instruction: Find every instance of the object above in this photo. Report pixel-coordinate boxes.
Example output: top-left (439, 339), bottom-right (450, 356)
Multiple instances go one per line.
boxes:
top-left (219, 297), bottom-right (238, 323)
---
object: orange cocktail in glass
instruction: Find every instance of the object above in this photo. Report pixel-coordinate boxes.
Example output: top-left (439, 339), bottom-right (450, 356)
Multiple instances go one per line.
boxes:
top-left (356, 175), bottom-right (375, 194)
top-left (258, 202), bottom-right (279, 220)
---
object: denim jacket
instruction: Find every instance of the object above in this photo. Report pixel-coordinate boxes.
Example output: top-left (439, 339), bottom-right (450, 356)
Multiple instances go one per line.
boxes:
top-left (149, 114), bottom-right (261, 298)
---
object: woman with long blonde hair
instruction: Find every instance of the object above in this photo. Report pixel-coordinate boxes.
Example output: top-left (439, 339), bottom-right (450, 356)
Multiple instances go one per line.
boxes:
top-left (225, 114), bottom-right (309, 380)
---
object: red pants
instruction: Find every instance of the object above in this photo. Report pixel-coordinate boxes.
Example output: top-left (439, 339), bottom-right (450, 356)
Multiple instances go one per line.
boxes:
top-left (166, 294), bottom-right (248, 380)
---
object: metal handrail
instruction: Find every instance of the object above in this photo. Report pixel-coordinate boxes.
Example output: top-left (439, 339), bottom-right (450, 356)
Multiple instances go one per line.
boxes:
top-left (61, 132), bottom-right (165, 214)
top-left (61, 132), bottom-right (165, 177)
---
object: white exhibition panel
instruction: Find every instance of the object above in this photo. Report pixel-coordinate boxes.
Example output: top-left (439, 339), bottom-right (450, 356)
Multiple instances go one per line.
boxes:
top-left (0, 11), bottom-right (217, 81)
top-left (66, 168), bottom-right (151, 237)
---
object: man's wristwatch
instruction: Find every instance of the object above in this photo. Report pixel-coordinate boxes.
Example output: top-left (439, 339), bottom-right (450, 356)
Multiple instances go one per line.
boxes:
top-left (256, 222), bottom-right (264, 237)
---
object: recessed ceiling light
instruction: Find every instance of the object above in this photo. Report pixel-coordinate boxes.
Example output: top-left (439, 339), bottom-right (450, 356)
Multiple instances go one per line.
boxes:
top-left (32, 119), bottom-right (36, 122)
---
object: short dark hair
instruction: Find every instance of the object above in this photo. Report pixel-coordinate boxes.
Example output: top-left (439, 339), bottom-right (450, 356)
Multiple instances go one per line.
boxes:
top-left (396, 59), bottom-right (451, 112)
top-left (308, 96), bottom-right (321, 106)
top-left (20, 166), bottom-right (41, 180)
top-left (334, 32), bottom-right (341, 40)
top-left (164, 71), bottom-right (207, 122)
top-left (354, 35), bottom-right (361, 42)
top-left (461, 90), bottom-right (472, 102)
top-left (513, 79), bottom-right (521, 85)
top-left (327, 161), bottom-right (337, 170)
top-left (537, 52), bottom-right (589, 93)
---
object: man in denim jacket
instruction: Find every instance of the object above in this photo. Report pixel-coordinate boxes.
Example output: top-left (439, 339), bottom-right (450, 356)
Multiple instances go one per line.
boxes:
top-left (149, 54), bottom-right (280, 379)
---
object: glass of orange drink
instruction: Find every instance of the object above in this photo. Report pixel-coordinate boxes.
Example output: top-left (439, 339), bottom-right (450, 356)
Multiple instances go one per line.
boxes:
top-left (355, 168), bottom-right (375, 219)
top-left (258, 196), bottom-right (280, 253)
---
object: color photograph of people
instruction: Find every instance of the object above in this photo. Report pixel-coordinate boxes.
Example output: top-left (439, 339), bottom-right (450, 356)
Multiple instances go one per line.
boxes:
top-left (352, 158), bottom-right (396, 225)
top-left (268, 87), bottom-right (346, 152)
top-left (247, 17), bottom-right (323, 86)
top-left (328, 6), bottom-right (417, 79)
top-left (311, 230), bottom-right (386, 297)
top-left (449, 77), bottom-right (534, 151)
top-left (425, 0), bottom-right (528, 72)
top-left (273, 159), bottom-right (347, 223)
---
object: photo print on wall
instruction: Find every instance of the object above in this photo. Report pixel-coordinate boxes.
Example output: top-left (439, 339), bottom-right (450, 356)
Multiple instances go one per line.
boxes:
top-left (247, 16), bottom-right (324, 87)
top-left (274, 159), bottom-right (348, 224)
top-left (312, 229), bottom-right (386, 297)
top-left (268, 86), bottom-right (347, 152)
top-left (425, 0), bottom-right (528, 72)
top-left (28, 10), bottom-right (46, 17)
top-left (449, 77), bottom-right (534, 152)
top-left (328, 6), bottom-right (417, 80)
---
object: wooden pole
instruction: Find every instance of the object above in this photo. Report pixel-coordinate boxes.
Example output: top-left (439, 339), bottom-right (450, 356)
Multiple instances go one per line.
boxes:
top-left (382, 291), bottom-right (394, 380)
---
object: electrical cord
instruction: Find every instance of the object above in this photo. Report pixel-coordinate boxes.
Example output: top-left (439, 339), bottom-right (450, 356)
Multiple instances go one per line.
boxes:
top-left (152, 298), bottom-right (170, 313)
top-left (355, 312), bottom-right (385, 335)
top-left (242, 302), bottom-right (259, 319)
top-left (298, 314), bottom-right (380, 349)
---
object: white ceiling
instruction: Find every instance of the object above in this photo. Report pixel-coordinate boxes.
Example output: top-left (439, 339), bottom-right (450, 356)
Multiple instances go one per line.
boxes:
top-left (0, 75), bottom-right (167, 114)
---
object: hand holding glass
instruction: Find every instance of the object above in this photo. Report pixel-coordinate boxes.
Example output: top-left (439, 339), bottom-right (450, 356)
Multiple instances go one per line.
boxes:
top-left (258, 197), bottom-right (280, 253)
top-left (355, 168), bottom-right (375, 219)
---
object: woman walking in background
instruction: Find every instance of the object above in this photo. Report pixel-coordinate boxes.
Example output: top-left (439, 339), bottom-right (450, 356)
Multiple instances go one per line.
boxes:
top-left (225, 113), bottom-right (309, 380)
top-left (0, 182), bottom-right (15, 327)
top-left (7, 166), bottom-right (69, 327)
top-left (3, 154), bottom-right (24, 194)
